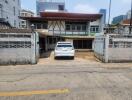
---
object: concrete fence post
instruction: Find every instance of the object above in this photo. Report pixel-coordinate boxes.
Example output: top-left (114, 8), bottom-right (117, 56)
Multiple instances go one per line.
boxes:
top-left (31, 32), bottom-right (37, 64)
top-left (105, 34), bottom-right (109, 63)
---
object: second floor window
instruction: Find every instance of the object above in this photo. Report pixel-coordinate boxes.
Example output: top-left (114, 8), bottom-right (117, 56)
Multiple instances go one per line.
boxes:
top-left (58, 5), bottom-right (64, 11)
top-left (90, 26), bottom-right (99, 33)
top-left (65, 22), bottom-right (87, 32)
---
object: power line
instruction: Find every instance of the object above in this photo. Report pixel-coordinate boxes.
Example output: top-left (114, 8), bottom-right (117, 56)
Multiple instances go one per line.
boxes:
top-left (108, 0), bottom-right (111, 25)
top-left (129, 0), bottom-right (132, 35)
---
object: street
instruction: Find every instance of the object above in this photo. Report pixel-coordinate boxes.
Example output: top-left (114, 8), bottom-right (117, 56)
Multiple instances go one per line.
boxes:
top-left (1, 0), bottom-right (132, 99)
top-left (0, 52), bottom-right (132, 100)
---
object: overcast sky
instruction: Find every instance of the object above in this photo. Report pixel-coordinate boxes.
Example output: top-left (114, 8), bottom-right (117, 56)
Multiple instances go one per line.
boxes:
top-left (21, 0), bottom-right (131, 23)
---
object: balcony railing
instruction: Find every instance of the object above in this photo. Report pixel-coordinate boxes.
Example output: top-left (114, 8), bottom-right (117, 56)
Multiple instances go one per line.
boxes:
top-left (48, 30), bottom-right (99, 36)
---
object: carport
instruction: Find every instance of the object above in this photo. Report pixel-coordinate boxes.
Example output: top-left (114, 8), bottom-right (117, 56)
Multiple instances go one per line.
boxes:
top-left (38, 30), bottom-right (65, 53)
top-left (62, 36), bottom-right (94, 50)
top-left (73, 39), bottom-right (93, 49)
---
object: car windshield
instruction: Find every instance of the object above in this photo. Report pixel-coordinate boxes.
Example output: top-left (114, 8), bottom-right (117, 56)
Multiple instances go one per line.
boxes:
top-left (57, 45), bottom-right (72, 47)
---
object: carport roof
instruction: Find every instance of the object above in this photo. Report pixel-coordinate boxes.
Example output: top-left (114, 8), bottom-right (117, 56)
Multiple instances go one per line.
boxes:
top-left (20, 12), bottom-right (102, 22)
top-left (61, 36), bottom-right (95, 39)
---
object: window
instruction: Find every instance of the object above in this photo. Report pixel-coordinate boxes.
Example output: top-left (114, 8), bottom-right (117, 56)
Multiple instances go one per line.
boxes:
top-left (66, 25), bottom-right (71, 31)
top-left (72, 25), bottom-right (76, 31)
top-left (82, 25), bottom-right (86, 31)
top-left (19, 10), bottom-right (20, 16)
top-left (21, 21), bottom-right (25, 24)
top-left (58, 5), bottom-right (64, 11)
top-left (77, 25), bottom-right (81, 31)
top-left (42, 23), bottom-right (48, 29)
top-left (90, 26), bottom-right (99, 33)
top-left (14, 20), bottom-right (16, 27)
top-left (65, 22), bottom-right (87, 32)
top-left (5, 0), bottom-right (8, 4)
top-left (37, 24), bottom-right (41, 29)
top-left (33, 22), bottom-right (48, 29)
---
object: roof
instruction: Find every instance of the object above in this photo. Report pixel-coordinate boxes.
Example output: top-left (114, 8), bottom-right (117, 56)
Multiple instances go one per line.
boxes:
top-left (21, 9), bottom-right (34, 14)
top-left (121, 19), bottom-right (132, 25)
top-left (20, 12), bottom-right (102, 22)
top-left (0, 29), bottom-right (33, 33)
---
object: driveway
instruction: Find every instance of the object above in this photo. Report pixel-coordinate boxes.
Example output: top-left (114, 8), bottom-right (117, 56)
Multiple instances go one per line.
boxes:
top-left (39, 51), bottom-right (99, 65)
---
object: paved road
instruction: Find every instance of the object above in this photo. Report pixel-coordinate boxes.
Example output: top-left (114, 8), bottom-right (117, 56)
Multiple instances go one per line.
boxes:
top-left (0, 61), bottom-right (132, 100)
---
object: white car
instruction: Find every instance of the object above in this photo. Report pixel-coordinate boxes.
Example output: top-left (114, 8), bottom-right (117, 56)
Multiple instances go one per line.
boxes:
top-left (54, 42), bottom-right (75, 59)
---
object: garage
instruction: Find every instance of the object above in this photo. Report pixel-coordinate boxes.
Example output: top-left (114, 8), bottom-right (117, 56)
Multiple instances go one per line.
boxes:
top-left (73, 39), bottom-right (93, 49)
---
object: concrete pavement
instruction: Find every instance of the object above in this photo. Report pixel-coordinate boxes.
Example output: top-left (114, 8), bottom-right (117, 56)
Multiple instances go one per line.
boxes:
top-left (0, 64), bottom-right (132, 100)
top-left (0, 52), bottom-right (132, 100)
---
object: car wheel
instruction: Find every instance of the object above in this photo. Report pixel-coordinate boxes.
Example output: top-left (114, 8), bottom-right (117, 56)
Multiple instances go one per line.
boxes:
top-left (71, 56), bottom-right (74, 60)
top-left (54, 56), bottom-right (57, 60)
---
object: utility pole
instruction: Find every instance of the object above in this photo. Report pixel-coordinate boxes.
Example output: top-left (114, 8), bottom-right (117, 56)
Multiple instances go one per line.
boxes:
top-left (108, 0), bottom-right (112, 34)
top-left (129, 0), bottom-right (132, 35)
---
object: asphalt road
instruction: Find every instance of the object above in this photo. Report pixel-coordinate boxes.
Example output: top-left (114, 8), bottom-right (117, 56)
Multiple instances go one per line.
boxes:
top-left (0, 61), bottom-right (132, 100)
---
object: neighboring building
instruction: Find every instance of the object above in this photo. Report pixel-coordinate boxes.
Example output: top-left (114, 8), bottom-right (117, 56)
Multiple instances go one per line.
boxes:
top-left (126, 10), bottom-right (131, 19)
top-left (0, 0), bottom-right (21, 28)
top-left (119, 19), bottom-right (132, 35)
top-left (36, 0), bottom-right (66, 16)
top-left (104, 25), bottom-right (117, 34)
top-left (99, 9), bottom-right (107, 34)
top-left (112, 15), bottom-right (127, 25)
top-left (21, 12), bottom-right (103, 51)
top-left (0, 18), bottom-right (11, 29)
top-left (99, 9), bottom-right (106, 24)
top-left (20, 9), bottom-right (34, 28)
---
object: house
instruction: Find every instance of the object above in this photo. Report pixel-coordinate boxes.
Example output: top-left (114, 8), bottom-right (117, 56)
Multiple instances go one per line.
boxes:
top-left (119, 19), bottom-right (132, 35)
top-left (20, 9), bottom-right (35, 28)
top-left (20, 11), bottom-right (103, 52)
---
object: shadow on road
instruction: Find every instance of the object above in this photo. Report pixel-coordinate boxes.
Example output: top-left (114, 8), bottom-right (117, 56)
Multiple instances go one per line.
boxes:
top-left (55, 57), bottom-right (74, 60)
top-left (40, 51), bottom-right (52, 58)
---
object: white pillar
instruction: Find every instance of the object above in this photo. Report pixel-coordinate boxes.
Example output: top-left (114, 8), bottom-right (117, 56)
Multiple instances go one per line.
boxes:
top-left (105, 34), bottom-right (109, 63)
top-left (86, 22), bottom-right (90, 36)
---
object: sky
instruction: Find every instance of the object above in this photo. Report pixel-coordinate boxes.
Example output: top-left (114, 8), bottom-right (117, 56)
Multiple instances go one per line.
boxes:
top-left (21, 0), bottom-right (131, 23)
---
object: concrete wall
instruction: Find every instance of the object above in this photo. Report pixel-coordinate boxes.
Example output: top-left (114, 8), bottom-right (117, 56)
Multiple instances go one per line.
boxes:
top-left (94, 34), bottom-right (132, 63)
top-left (0, 32), bottom-right (39, 65)
top-left (0, 48), bottom-right (32, 65)
top-left (93, 35), bottom-right (106, 62)
top-left (109, 48), bottom-right (132, 62)
top-left (90, 20), bottom-right (100, 26)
